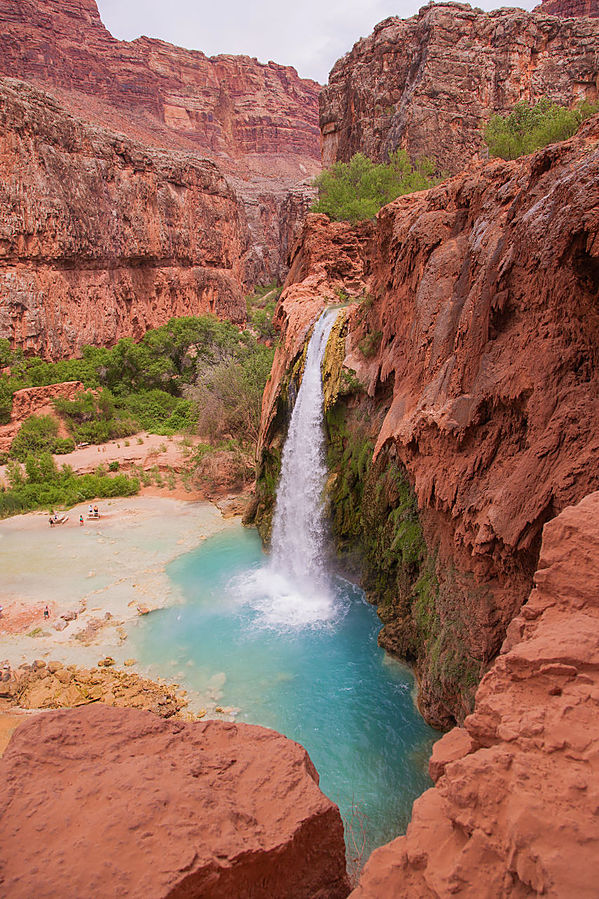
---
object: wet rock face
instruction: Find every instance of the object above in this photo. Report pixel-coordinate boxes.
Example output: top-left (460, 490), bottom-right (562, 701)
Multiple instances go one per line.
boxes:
top-left (320, 2), bottom-right (599, 173)
top-left (259, 117), bottom-right (599, 726)
top-left (350, 490), bottom-right (599, 898)
top-left (0, 0), bottom-right (321, 292)
top-left (0, 705), bottom-right (350, 899)
top-left (0, 79), bottom-right (247, 358)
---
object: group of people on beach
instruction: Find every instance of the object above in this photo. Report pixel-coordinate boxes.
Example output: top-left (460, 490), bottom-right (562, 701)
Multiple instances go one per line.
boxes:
top-left (49, 504), bottom-right (100, 526)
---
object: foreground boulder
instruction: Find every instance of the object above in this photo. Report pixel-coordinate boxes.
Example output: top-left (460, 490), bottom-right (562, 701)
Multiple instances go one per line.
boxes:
top-left (350, 491), bottom-right (599, 897)
top-left (0, 706), bottom-right (350, 898)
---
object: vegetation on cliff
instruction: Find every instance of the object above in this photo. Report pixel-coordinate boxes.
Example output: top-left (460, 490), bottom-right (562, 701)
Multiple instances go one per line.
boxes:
top-left (325, 402), bottom-right (482, 726)
top-left (311, 150), bottom-right (440, 222)
top-left (484, 97), bottom-right (599, 159)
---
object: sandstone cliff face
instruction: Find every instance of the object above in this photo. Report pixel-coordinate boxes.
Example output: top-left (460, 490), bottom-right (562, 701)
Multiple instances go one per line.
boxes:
top-left (0, 0), bottom-right (321, 287)
top-left (0, 705), bottom-right (350, 898)
top-left (350, 490), bottom-right (599, 898)
top-left (0, 79), bottom-right (247, 358)
top-left (258, 117), bottom-right (599, 726)
top-left (535, 0), bottom-right (599, 17)
top-left (320, 2), bottom-right (599, 173)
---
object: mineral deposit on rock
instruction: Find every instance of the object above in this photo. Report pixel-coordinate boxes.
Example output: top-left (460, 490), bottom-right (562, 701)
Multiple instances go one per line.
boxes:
top-left (0, 705), bottom-right (350, 899)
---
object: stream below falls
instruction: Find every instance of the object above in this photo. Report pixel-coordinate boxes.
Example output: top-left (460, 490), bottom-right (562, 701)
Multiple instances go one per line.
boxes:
top-left (128, 522), bottom-right (438, 863)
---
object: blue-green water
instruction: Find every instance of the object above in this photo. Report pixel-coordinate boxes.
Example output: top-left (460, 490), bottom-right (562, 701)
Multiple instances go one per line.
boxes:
top-left (131, 524), bottom-right (438, 861)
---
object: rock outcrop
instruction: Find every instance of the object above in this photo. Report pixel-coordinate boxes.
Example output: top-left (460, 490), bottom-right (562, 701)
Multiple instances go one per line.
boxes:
top-left (320, 2), bottom-right (599, 173)
top-left (535, 0), bottom-right (599, 17)
top-left (0, 0), bottom-right (321, 291)
top-left (257, 116), bottom-right (599, 726)
top-left (0, 705), bottom-right (350, 899)
top-left (0, 78), bottom-right (247, 358)
top-left (0, 381), bottom-right (84, 452)
top-left (350, 490), bottom-right (599, 898)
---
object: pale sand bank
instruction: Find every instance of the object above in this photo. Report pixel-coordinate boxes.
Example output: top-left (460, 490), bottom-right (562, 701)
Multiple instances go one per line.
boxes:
top-left (0, 496), bottom-right (235, 682)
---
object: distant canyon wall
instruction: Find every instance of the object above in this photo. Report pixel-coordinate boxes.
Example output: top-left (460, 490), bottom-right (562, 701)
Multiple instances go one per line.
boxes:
top-left (320, 2), bottom-right (599, 173)
top-left (0, 79), bottom-right (247, 359)
top-left (0, 0), bottom-right (322, 354)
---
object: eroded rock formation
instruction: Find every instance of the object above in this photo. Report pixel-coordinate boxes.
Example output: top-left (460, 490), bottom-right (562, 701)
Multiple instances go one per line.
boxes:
top-left (0, 380), bottom-right (85, 452)
top-left (0, 705), bottom-right (350, 898)
top-left (535, 0), bottom-right (599, 18)
top-left (320, 2), bottom-right (599, 173)
top-left (0, 0), bottom-right (321, 290)
top-left (350, 490), bottom-right (599, 897)
top-left (256, 116), bottom-right (599, 726)
top-left (0, 78), bottom-right (247, 358)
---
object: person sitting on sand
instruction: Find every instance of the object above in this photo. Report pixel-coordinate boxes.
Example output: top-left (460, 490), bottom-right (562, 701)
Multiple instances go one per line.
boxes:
top-left (49, 516), bottom-right (54, 527)
top-left (44, 605), bottom-right (49, 619)
top-left (93, 505), bottom-right (99, 516)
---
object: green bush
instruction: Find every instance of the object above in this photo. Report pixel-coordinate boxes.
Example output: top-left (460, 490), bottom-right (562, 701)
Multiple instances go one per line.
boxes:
top-left (10, 415), bottom-right (59, 461)
top-left (108, 460), bottom-right (120, 472)
top-left (54, 438), bottom-right (76, 454)
top-left (484, 97), bottom-right (599, 160)
top-left (0, 453), bottom-right (140, 518)
top-left (311, 149), bottom-right (441, 223)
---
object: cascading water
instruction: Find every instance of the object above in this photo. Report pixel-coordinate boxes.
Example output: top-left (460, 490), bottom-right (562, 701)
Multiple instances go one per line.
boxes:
top-left (271, 310), bottom-right (337, 579)
top-left (238, 309), bottom-right (341, 628)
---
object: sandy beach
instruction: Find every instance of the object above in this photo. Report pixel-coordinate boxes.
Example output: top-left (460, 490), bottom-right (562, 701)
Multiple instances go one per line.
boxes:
top-left (0, 496), bottom-right (236, 676)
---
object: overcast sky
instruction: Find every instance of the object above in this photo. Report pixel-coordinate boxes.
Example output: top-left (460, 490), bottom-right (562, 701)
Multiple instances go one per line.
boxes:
top-left (96, 0), bottom-right (538, 84)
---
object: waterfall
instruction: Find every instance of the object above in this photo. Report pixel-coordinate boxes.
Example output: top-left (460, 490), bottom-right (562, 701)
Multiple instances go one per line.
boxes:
top-left (270, 309), bottom-right (338, 581)
top-left (237, 309), bottom-right (340, 629)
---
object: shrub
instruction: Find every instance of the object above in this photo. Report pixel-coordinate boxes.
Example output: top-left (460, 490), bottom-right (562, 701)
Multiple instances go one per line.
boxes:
top-left (484, 97), bottom-right (599, 160)
top-left (108, 460), bottom-right (120, 472)
top-left (54, 438), bottom-right (75, 454)
top-left (10, 416), bottom-right (59, 461)
top-left (311, 149), bottom-right (441, 223)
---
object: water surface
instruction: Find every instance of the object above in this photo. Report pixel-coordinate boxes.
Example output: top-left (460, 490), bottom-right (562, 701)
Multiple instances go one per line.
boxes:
top-left (130, 524), bottom-right (438, 861)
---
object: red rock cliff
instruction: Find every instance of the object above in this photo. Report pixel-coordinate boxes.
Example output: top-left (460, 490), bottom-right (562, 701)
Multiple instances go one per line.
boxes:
top-left (258, 116), bottom-right (599, 726)
top-left (535, 0), bottom-right (599, 17)
top-left (0, 79), bottom-right (247, 358)
top-left (350, 490), bottom-right (599, 897)
top-left (320, 2), bottom-right (599, 173)
top-left (0, 0), bottom-right (321, 288)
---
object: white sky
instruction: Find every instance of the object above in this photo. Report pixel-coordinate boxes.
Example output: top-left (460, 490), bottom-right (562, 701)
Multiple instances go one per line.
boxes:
top-left (96, 0), bottom-right (538, 84)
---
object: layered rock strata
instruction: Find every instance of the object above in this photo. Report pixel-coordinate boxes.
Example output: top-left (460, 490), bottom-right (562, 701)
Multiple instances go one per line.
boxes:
top-left (256, 116), bottom-right (599, 726)
top-left (0, 0), bottom-right (321, 288)
top-left (0, 78), bottom-right (247, 358)
top-left (320, 2), bottom-right (599, 173)
top-left (350, 490), bottom-right (599, 897)
top-left (535, 0), bottom-right (599, 17)
top-left (0, 705), bottom-right (350, 899)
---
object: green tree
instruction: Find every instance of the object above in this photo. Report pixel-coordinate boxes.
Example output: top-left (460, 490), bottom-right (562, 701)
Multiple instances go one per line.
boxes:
top-left (484, 97), bottom-right (599, 160)
top-left (311, 149), bottom-right (441, 223)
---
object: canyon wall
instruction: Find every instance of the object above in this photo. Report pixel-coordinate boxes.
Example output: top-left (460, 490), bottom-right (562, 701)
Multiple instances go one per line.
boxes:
top-left (0, 79), bottom-right (247, 358)
top-left (0, 0), bottom-right (321, 288)
top-left (351, 489), bottom-right (599, 898)
top-left (535, 0), bottom-right (599, 17)
top-left (320, 2), bottom-right (599, 173)
top-left (255, 115), bottom-right (599, 728)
